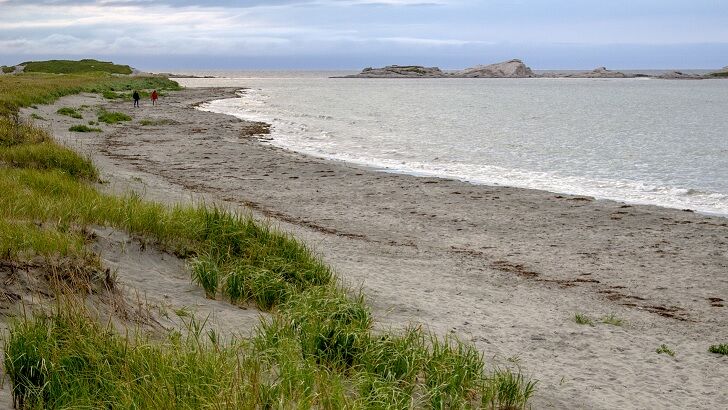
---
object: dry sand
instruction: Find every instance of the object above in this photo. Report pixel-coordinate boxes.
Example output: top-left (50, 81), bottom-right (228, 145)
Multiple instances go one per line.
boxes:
top-left (7, 87), bottom-right (728, 409)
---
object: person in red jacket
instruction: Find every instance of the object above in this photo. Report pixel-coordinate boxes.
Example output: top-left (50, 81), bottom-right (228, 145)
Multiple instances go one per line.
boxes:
top-left (151, 90), bottom-right (158, 106)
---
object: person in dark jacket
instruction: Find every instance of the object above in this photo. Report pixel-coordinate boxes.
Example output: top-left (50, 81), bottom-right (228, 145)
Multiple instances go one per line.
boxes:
top-left (133, 90), bottom-right (140, 107)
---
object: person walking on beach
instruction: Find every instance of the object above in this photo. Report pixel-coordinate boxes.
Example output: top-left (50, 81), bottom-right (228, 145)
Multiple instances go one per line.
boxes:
top-left (151, 90), bottom-right (158, 106)
top-left (132, 90), bottom-right (140, 107)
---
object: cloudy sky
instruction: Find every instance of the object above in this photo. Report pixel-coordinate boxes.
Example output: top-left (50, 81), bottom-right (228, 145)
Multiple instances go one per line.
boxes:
top-left (1, 0), bottom-right (727, 70)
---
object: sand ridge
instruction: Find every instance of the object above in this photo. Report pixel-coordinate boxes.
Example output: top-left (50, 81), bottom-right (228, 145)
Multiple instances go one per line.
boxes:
top-left (17, 87), bottom-right (728, 409)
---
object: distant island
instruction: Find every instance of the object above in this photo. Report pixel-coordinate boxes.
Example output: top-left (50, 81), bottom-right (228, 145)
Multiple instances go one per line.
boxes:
top-left (338, 59), bottom-right (728, 79)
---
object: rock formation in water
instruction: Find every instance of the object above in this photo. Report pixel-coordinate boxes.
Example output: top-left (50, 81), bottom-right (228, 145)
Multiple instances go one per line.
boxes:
top-left (342, 59), bottom-right (535, 78)
top-left (339, 60), bottom-right (728, 80)
top-left (656, 71), bottom-right (703, 80)
top-left (344, 65), bottom-right (444, 78)
top-left (455, 59), bottom-right (535, 78)
top-left (564, 67), bottom-right (632, 78)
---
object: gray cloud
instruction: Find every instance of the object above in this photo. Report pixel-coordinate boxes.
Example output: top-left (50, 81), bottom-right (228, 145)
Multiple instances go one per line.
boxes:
top-left (1, 0), bottom-right (726, 69)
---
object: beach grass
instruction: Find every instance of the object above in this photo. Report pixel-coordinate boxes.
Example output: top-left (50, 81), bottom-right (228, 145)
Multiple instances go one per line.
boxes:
top-left (6, 299), bottom-right (536, 409)
top-left (600, 313), bottom-right (624, 326)
top-left (1, 144), bottom-right (536, 408)
top-left (574, 313), bottom-right (594, 326)
top-left (68, 125), bottom-right (102, 133)
top-left (102, 90), bottom-right (126, 99)
top-left (56, 107), bottom-right (82, 119)
top-left (0, 142), bottom-right (98, 179)
top-left (708, 344), bottom-right (728, 355)
top-left (1, 64), bottom-right (536, 408)
top-left (656, 344), bottom-right (675, 357)
top-left (1, 116), bottom-right (49, 146)
top-left (97, 109), bottom-right (131, 124)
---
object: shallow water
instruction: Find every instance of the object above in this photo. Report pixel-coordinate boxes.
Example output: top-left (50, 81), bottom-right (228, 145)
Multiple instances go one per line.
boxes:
top-left (176, 73), bottom-right (728, 215)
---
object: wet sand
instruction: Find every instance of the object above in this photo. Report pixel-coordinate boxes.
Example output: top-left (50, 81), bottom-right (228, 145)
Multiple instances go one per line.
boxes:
top-left (22, 87), bottom-right (728, 409)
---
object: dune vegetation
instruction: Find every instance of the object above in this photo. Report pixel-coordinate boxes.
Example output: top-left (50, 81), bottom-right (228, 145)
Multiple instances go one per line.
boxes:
top-left (0, 60), bottom-right (537, 408)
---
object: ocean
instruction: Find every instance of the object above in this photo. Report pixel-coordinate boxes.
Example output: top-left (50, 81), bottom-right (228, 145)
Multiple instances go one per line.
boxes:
top-left (174, 71), bottom-right (728, 216)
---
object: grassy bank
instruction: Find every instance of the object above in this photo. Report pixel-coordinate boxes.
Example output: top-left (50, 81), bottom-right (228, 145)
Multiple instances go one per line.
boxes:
top-left (20, 59), bottom-right (133, 75)
top-left (2, 162), bottom-right (535, 408)
top-left (0, 72), bottom-right (179, 117)
top-left (1, 62), bottom-right (536, 408)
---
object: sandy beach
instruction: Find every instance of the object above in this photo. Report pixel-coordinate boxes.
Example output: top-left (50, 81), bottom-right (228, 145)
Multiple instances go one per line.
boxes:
top-left (21, 87), bottom-right (728, 409)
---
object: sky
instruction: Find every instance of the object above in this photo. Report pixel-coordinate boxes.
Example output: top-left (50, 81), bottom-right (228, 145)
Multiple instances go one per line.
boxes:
top-left (1, 0), bottom-right (727, 70)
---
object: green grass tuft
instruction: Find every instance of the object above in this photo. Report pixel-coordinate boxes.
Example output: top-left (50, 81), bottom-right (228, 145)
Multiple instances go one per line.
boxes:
top-left (600, 313), bottom-right (624, 326)
top-left (279, 286), bottom-right (371, 369)
top-left (656, 344), bottom-right (675, 357)
top-left (69, 125), bottom-right (102, 133)
top-left (97, 109), bottom-right (131, 124)
top-left (56, 107), bottom-right (82, 119)
top-left (102, 90), bottom-right (126, 99)
top-left (708, 343), bottom-right (728, 355)
top-left (574, 313), bottom-right (594, 326)
top-left (2, 66), bottom-right (15, 74)
top-left (190, 254), bottom-right (221, 298)
top-left (425, 334), bottom-right (486, 408)
top-left (484, 368), bottom-right (538, 409)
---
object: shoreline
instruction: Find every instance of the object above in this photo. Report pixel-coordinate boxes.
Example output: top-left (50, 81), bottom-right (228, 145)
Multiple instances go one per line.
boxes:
top-left (26, 87), bottom-right (728, 409)
top-left (193, 82), bottom-right (728, 218)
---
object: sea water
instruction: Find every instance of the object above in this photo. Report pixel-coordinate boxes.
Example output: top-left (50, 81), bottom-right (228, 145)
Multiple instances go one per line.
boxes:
top-left (175, 72), bottom-right (728, 216)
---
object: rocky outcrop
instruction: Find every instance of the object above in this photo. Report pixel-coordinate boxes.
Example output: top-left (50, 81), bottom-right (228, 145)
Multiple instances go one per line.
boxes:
top-left (343, 65), bottom-right (444, 78)
top-left (342, 59), bottom-right (535, 78)
top-left (455, 59), bottom-right (535, 78)
top-left (656, 71), bottom-right (703, 80)
top-left (565, 67), bottom-right (632, 78)
top-left (338, 61), bottom-right (728, 80)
